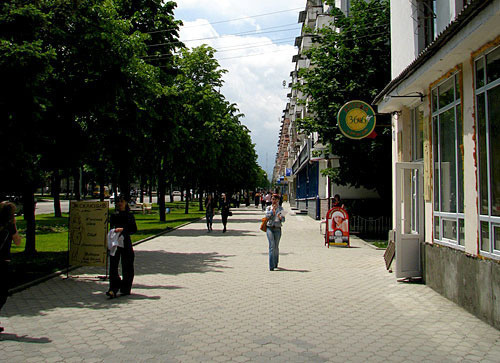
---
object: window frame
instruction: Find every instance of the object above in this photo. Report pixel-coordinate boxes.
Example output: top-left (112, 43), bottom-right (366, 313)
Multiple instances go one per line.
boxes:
top-left (431, 72), bottom-right (465, 249)
top-left (474, 45), bottom-right (500, 260)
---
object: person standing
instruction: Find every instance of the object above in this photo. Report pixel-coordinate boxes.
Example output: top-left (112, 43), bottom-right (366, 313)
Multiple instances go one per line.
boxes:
top-left (265, 194), bottom-right (285, 271)
top-left (332, 194), bottom-right (345, 209)
top-left (220, 193), bottom-right (231, 233)
top-left (0, 202), bottom-right (22, 332)
top-left (254, 191), bottom-right (260, 208)
top-left (205, 194), bottom-right (215, 232)
top-left (107, 196), bottom-right (137, 299)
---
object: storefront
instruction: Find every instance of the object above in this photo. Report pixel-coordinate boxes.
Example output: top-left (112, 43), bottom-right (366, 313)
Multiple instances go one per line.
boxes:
top-left (374, 0), bottom-right (500, 328)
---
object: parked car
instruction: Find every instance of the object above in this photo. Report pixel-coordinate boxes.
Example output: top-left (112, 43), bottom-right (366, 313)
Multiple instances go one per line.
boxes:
top-left (172, 191), bottom-right (181, 196)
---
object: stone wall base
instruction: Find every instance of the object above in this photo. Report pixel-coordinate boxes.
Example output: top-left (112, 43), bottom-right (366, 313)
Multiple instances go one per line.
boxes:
top-left (423, 242), bottom-right (500, 330)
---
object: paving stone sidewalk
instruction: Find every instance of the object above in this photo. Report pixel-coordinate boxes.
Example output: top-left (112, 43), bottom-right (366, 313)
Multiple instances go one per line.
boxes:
top-left (1, 204), bottom-right (499, 362)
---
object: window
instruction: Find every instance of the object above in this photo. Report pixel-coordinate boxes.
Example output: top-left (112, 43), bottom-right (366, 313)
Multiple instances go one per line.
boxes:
top-left (411, 104), bottom-right (424, 161)
top-left (475, 46), bottom-right (500, 258)
top-left (432, 72), bottom-right (464, 247)
top-left (417, 0), bottom-right (437, 53)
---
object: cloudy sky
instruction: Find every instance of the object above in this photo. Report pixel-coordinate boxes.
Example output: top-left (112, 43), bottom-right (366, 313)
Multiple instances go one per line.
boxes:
top-left (174, 0), bottom-right (305, 179)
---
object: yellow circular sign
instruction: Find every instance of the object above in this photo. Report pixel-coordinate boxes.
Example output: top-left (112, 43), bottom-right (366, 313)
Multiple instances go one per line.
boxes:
top-left (345, 109), bottom-right (368, 131)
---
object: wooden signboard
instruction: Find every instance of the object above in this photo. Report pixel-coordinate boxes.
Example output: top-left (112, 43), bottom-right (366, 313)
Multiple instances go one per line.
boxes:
top-left (69, 201), bottom-right (109, 266)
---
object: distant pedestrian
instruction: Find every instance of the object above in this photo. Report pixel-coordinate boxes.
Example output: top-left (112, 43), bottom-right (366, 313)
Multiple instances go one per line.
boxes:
top-left (0, 202), bottom-right (22, 332)
top-left (265, 191), bottom-right (272, 206)
top-left (261, 193), bottom-right (266, 211)
top-left (107, 196), bottom-right (137, 299)
top-left (254, 191), bottom-right (260, 208)
top-left (220, 193), bottom-right (231, 233)
top-left (205, 195), bottom-right (215, 232)
top-left (265, 194), bottom-right (285, 271)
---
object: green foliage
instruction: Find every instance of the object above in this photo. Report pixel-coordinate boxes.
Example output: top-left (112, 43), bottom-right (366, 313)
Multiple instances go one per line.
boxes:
top-left (297, 0), bottom-right (392, 199)
top-left (1, 0), bottom-right (266, 250)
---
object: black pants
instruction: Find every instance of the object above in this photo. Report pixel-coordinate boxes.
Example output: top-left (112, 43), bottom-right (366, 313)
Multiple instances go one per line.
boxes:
top-left (109, 247), bottom-right (135, 294)
top-left (0, 261), bottom-right (9, 312)
top-left (221, 214), bottom-right (228, 230)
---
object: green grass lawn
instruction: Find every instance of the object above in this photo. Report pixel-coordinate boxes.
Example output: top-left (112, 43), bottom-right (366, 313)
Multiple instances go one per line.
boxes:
top-left (9, 201), bottom-right (205, 289)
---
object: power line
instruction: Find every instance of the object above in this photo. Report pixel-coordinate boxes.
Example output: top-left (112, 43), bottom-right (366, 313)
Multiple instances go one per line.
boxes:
top-left (147, 23), bottom-right (301, 48)
top-left (146, 7), bottom-right (304, 35)
top-left (145, 29), bottom-right (389, 62)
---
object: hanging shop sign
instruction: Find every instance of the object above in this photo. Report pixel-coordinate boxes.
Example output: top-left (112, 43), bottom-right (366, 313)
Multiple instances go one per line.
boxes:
top-left (337, 100), bottom-right (376, 139)
top-left (69, 201), bottom-right (109, 266)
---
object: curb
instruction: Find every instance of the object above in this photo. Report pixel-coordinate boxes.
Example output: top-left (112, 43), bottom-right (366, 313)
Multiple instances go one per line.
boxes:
top-left (8, 217), bottom-right (205, 295)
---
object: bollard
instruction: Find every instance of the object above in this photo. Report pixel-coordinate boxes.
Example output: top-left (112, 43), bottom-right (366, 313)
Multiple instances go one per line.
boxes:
top-left (316, 195), bottom-right (320, 220)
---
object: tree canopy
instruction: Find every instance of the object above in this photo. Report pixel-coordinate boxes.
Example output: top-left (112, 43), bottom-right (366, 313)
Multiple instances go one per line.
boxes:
top-left (296, 0), bottom-right (392, 200)
top-left (0, 0), bottom-right (265, 251)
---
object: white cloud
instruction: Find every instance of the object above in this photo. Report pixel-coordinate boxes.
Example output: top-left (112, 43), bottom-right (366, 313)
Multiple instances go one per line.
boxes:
top-left (176, 3), bottom-right (303, 177)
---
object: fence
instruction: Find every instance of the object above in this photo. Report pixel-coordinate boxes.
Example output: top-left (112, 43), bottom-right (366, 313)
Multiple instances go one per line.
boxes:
top-left (349, 215), bottom-right (391, 238)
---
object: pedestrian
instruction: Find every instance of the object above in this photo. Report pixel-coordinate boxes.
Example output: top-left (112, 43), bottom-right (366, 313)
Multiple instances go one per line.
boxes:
top-left (107, 195), bottom-right (137, 299)
top-left (0, 202), bottom-right (22, 332)
top-left (265, 191), bottom-right (272, 206)
top-left (205, 194), bottom-right (215, 232)
top-left (261, 192), bottom-right (266, 211)
top-left (254, 191), bottom-right (260, 208)
top-left (332, 194), bottom-right (345, 209)
top-left (265, 194), bottom-right (285, 271)
top-left (220, 193), bottom-right (231, 233)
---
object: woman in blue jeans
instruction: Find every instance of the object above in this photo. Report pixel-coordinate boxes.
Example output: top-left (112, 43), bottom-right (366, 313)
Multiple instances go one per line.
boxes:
top-left (265, 194), bottom-right (285, 271)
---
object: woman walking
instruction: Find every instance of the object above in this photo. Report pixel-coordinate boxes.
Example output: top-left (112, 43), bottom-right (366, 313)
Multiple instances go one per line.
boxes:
top-left (0, 202), bottom-right (21, 332)
top-left (205, 194), bottom-right (215, 232)
top-left (220, 193), bottom-right (231, 233)
top-left (265, 194), bottom-right (285, 271)
top-left (107, 196), bottom-right (137, 299)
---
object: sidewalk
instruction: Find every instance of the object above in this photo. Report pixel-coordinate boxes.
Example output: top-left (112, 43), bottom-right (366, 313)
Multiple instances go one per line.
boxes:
top-left (1, 204), bottom-right (499, 362)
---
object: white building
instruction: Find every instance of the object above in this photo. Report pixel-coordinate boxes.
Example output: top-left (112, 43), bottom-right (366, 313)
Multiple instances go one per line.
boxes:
top-left (374, 0), bottom-right (500, 329)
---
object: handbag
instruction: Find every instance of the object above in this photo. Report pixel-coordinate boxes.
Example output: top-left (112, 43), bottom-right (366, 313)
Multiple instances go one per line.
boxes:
top-left (228, 211), bottom-right (233, 216)
top-left (260, 217), bottom-right (267, 232)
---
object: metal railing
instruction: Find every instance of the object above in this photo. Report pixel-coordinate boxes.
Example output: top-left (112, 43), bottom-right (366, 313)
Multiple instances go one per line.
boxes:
top-left (350, 215), bottom-right (391, 237)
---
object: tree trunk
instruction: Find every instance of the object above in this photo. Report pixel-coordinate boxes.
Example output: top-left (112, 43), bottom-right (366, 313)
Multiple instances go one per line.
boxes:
top-left (149, 175), bottom-right (153, 203)
top-left (140, 175), bottom-right (145, 203)
top-left (99, 172), bottom-right (106, 202)
top-left (198, 189), bottom-right (204, 211)
top-left (66, 175), bottom-right (70, 199)
top-left (73, 168), bottom-right (81, 201)
top-left (169, 183), bottom-right (173, 203)
top-left (158, 167), bottom-right (166, 222)
top-left (184, 188), bottom-right (190, 214)
top-left (23, 187), bottom-right (37, 254)
top-left (52, 170), bottom-right (62, 218)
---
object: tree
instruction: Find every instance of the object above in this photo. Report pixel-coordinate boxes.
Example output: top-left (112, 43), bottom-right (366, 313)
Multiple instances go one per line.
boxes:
top-left (0, 1), bottom-right (55, 253)
top-left (297, 0), bottom-right (392, 201)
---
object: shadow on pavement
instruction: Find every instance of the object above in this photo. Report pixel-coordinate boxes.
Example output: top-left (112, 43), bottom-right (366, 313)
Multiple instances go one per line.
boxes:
top-left (134, 250), bottom-right (234, 276)
top-left (6, 250), bottom-right (233, 317)
top-left (0, 333), bottom-right (52, 343)
top-left (275, 267), bottom-right (310, 273)
top-left (163, 228), bottom-right (258, 238)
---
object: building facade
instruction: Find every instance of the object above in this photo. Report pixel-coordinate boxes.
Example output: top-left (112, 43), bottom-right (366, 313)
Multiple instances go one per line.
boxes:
top-left (274, 0), bottom-right (379, 220)
top-left (375, 0), bottom-right (500, 329)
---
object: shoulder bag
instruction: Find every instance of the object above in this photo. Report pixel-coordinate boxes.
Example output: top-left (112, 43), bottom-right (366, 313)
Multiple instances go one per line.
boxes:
top-left (260, 217), bottom-right (267, 232)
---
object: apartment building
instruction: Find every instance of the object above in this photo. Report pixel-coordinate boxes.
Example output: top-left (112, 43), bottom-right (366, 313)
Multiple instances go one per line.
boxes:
top-left (374, 0), bottom-right (500, 329)
top-left (275, 0), bottom-right (379, 220)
